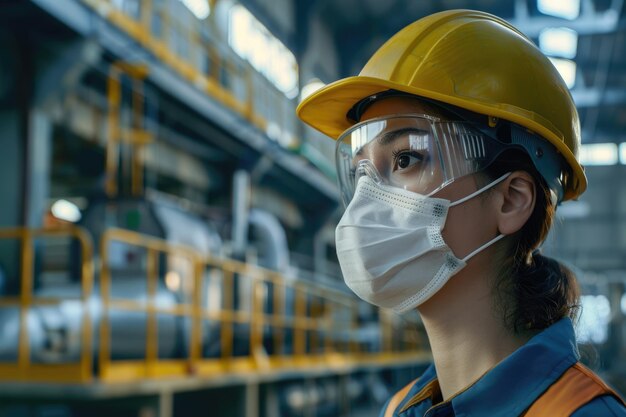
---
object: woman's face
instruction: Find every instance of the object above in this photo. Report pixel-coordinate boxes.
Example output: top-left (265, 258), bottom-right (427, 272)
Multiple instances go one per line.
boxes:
top-left (358, 96), bottom-right (501, 261)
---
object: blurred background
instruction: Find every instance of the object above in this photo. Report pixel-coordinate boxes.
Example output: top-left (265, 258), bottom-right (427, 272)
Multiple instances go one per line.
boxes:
top-left (0, 0), bottom-right (624, 416)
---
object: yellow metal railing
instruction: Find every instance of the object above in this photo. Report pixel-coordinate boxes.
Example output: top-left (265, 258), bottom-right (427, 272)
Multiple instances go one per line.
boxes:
top-left (98, 228), bottom-right (427, 383)
top-left (98, 228), bottom-right (200, 380)
top-left (0, 226), bottom-right (427, 384)
top-left (81, 0), bottom-right (291, 147)
top-left (106, 62), bottom-right (152, 198)
top-left (0, 227), bottom-right (94, 382)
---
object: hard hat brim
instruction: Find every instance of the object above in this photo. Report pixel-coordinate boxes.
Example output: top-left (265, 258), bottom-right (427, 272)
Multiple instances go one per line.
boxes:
top-left (296, 75), bottom-right (587, 201)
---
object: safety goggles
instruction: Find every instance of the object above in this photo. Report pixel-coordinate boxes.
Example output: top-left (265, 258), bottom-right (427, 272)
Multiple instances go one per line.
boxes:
top-left (336, 114), bottom-right (514, 207)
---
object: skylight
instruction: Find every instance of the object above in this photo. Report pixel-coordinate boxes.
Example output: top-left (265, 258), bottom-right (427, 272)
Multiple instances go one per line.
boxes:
top-left (538, 0), bottom-right (581, 20)
top-left (180, 0), bottom-right (210, 20)
top-left (619, 143), bottom-right (626, 164)
top-left (539, 27), bottom-right (578, 59)
top-left (579, 143), bottom-right (618, 166)
top-left (548, 57), bottom-right (576, 89)
top-left (300, 78), bottom-right (326, 102)
top-left (229, 4), bottom-right (298, 99)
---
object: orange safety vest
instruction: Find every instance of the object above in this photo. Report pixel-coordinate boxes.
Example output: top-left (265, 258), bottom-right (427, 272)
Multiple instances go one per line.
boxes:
top-left (383, 362), bottom-right (625, 417)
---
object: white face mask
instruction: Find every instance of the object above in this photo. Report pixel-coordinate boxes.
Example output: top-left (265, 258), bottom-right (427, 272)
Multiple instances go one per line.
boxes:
top-left (335, 173), bottom-right (510, 313)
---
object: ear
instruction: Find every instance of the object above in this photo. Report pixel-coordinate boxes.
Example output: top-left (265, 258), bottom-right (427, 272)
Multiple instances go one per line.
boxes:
top-left (495, 171), bottom-right (536, 235)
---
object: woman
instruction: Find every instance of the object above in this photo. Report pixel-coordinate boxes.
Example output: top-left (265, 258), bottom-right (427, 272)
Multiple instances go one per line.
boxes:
top-left (297, 9), bottom-right (626, 417)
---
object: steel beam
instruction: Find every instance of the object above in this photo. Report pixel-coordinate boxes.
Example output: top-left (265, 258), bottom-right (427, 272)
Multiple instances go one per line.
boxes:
top-left (512, 0), bottom-right (624, 37)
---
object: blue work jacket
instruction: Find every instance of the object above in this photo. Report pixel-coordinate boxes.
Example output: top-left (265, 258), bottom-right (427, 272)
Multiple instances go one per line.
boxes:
top-left (381, 318), bottom-right (626, 417)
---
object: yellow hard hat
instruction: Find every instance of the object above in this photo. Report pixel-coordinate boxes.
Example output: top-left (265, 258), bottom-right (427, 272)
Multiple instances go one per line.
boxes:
top-left (297, 9), bottom-right (587, 201)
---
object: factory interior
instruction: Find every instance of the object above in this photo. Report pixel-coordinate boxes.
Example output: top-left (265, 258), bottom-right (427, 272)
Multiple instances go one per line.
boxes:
top-left (1, 0), bottom-right (626, 416)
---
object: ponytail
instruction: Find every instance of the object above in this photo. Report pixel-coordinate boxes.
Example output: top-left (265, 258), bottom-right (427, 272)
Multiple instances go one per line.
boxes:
top-left (508, 252), bottom-right (580, 333)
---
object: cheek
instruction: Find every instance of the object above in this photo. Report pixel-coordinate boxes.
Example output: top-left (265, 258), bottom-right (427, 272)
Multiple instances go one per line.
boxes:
top-left (441, 206), bottom-right (466, 256)
top-left (442, 200), bottom-right (497, 258)
top-left (389, 163), bottom-right (446, 195)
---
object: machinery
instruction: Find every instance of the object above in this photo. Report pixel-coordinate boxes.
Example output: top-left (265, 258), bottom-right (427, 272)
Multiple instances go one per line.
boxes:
top-left (0, 1), bottom-right (431, 416)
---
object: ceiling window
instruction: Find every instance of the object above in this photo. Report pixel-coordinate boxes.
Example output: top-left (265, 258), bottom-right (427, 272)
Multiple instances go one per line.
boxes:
top-left (579, 143), bottom-right (618, 166)
top-left (300, 78), bottom-right (326, 102)
top-left (548, 57), bottom-right (576, 89)
top-left (539, 27), bottom-right (578, 59)
top-left (228, 4), bottom-right (298, 99)
top-left (538, 0), bottom-right (581, 20)
top-left (620, 143), bottom-right (626, 164)
top-left (180, 0), bottom-right (210, 20)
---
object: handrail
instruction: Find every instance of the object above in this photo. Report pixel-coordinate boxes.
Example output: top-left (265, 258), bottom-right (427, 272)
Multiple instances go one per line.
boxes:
top-left (98, 228), bottom-right (359, 375)
top-left (98, 228), bottom-right (428, 382)
top-left (0, 226), bottom-right (429, 384)
top-left (80, 0), bottom-right (291, 150)
top-left (0, 226), bottom-right (94, 382)
top-left (98, 228), bottom-right (200, 378)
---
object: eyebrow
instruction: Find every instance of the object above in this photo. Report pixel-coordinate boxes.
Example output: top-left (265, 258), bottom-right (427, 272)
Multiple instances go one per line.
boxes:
top-left (355, 127), bottom-right (430, 157)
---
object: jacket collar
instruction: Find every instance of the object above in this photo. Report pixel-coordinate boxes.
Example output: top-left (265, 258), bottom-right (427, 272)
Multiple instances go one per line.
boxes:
top-left (400, 317), bottom-right (580, 416)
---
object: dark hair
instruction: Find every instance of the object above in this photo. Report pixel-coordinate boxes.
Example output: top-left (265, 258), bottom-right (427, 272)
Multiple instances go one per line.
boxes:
top-left (481, 150), bottom-right (580, 335)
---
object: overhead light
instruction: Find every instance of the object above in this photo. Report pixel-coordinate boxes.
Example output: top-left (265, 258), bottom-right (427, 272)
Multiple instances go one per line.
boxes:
top-left (51, 199), bottom-right (82, 223)
top-left (180, 0), bottom-right (210, 19)
top-left (165, 271), bottom-right (182, 292)
top-left (548, 57), bottom-right (576, 89)
top-left (539, 28), bottom-right (578, 59)
top-left (300, 78), bottom-right (326, 102)
top-left (538, 0), bottom-right (580, 20)
top-left (266, 121), bottom-right (282, 142)
top-left (579, 143), bottom-right (618, 166)
top-left (619, 143), bottom-right (626, 164)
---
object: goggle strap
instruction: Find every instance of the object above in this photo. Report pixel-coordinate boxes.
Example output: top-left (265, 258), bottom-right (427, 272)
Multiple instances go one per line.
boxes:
top-left (509, 124), bottom-right (564, 205)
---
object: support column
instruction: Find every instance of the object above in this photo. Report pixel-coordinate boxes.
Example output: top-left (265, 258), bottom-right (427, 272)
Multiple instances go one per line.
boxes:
top-left (245, 382), bottom-right (259, 417)
top-left (0, 26), bottom-right (26, 229)
top-left (0, 109), bottom-right (25, 293)
top-left (0, 111), bottom-right (25, 228)
top-left (25, 109), bottom-right (52, 228)
top-left (232, 169), bottom-right (251, 258)
top-left (158, 390), bottom-right (173, 417)
top-left (608, 281), bottom-right (624, 365)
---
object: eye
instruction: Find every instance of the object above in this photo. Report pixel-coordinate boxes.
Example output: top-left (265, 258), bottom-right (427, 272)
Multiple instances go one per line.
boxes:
top-left (393, 150), bottom-right (424, 171)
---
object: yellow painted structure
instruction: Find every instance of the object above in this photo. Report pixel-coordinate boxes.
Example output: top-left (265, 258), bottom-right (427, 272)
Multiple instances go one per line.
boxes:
top-left (0, 0), bottom-right (430, 388)
top-left (82, 0), bottom-right (289, 149)
top-left (0, 227), bottom-right (429, 385)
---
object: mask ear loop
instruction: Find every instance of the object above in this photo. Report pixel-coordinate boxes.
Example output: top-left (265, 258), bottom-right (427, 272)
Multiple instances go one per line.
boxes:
top-left (446, 172), bottom-right (512, 263)
top-left (462, 234), bottom-right (506, 263)
top-left (449, 172), bottom-right (512, 207)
